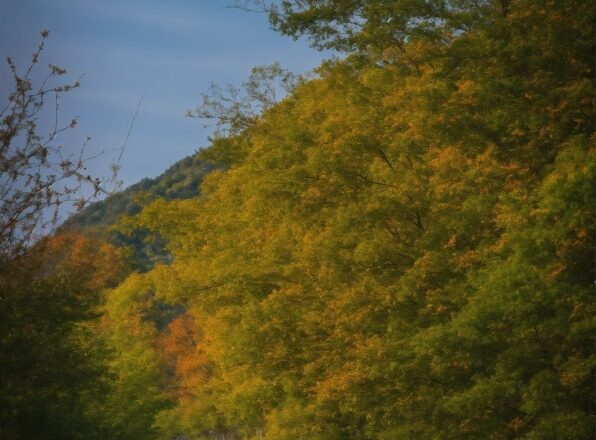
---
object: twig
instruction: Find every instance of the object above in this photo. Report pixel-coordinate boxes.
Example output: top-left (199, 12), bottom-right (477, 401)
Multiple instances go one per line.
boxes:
top-left (118, 94), bottom-right (144, 165)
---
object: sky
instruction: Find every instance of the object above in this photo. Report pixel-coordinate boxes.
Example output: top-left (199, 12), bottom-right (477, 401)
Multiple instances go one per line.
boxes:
top-left (0, 0), bottom-right (329, 189)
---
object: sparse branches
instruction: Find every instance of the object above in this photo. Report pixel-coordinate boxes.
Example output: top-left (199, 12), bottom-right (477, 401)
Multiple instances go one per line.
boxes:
top-left (187, 82), bottom-right (256, 137)
top-left (227, 0), bottom-right (273, 14)
top-left (0, 31), bottom-right (103, 258)
top-left (187, 62), bottom-right (300, 138)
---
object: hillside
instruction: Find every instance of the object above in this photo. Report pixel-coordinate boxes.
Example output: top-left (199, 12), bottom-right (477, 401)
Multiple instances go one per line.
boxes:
top-left (68, 153), bottom-right (215, 229)
top-left (64, 153), bottom-right (216, 271)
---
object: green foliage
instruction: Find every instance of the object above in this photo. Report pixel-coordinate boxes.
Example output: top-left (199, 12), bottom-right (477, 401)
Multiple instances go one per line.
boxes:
top-left (69, 154), bottom-right (214, 230)
top-left (246, 0), bottom-right (513, 53)
top-left (0, 234), bottom-right (129, 439)
top-left (67, 153), bottom-right (215, 271)
top-left (99, 274), bottom-right (173, 439)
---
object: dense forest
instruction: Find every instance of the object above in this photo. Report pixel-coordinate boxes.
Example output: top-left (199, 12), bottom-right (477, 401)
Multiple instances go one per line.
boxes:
top-left (1, 0), bottom-right (594, 439)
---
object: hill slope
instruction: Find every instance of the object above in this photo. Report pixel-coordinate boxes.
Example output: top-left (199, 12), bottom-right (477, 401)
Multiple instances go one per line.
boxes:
top-left (69, 153), bottom-right (215, 229)
top-left (65, 153), bottom-right (216, 270)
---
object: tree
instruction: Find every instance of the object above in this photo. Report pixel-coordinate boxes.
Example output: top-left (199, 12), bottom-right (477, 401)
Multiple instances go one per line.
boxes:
top-left (234, 0), bottom-right (512, 53)
top-left (0, 30), bottom-right (102, 258)
top-left (0, 32), bottom-right (131, 439)
top-left (187, 62), bottom-right (300, 139)
top-left (85, 1), bottom-right (594, 437)
top-left (0, 233), bottom-right (129, 439)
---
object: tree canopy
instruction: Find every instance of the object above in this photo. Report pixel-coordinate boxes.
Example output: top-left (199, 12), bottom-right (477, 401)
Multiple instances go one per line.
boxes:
top-left (94, 0), bottom-right (595, 437)
top-left (3, 1), bottom-right (594, 438)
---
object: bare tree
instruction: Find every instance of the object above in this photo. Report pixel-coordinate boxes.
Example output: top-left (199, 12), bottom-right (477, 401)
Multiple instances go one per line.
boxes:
top-left (0, 31), bottom-right (103, 258)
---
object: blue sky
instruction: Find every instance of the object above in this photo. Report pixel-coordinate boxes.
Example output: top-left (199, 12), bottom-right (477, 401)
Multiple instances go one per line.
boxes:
top-left (0, 0), bottom-right (328, 188)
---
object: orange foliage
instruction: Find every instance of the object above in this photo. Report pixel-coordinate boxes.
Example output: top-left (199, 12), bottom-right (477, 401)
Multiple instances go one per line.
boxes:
top-left (157, 313), bottom-right (211, 399)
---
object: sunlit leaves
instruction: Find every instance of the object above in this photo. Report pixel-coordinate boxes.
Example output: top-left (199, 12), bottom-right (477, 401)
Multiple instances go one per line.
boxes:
top-left (96, 1), bottom-right (595, 437)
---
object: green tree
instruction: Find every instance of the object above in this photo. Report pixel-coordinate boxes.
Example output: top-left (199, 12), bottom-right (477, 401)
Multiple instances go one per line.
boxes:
top-left (0, 234), bottom-right (129, 439)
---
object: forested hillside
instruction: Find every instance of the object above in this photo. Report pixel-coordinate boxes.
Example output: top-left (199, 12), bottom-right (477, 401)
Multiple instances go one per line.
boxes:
top-left (69, 154), bottom-right (214, 229)
top-left (65, 155), bottom-right (215, 270)
top-left (1, 1), bottom-right (594, 439)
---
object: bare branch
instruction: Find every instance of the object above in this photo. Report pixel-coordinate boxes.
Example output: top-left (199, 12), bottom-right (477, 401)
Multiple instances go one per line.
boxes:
top-left (187, 63), bottom-right (300, 138)
top-left (225, 0), bottom-right (272, 14)
top-left (0, 33), bottom-right (105, 258)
